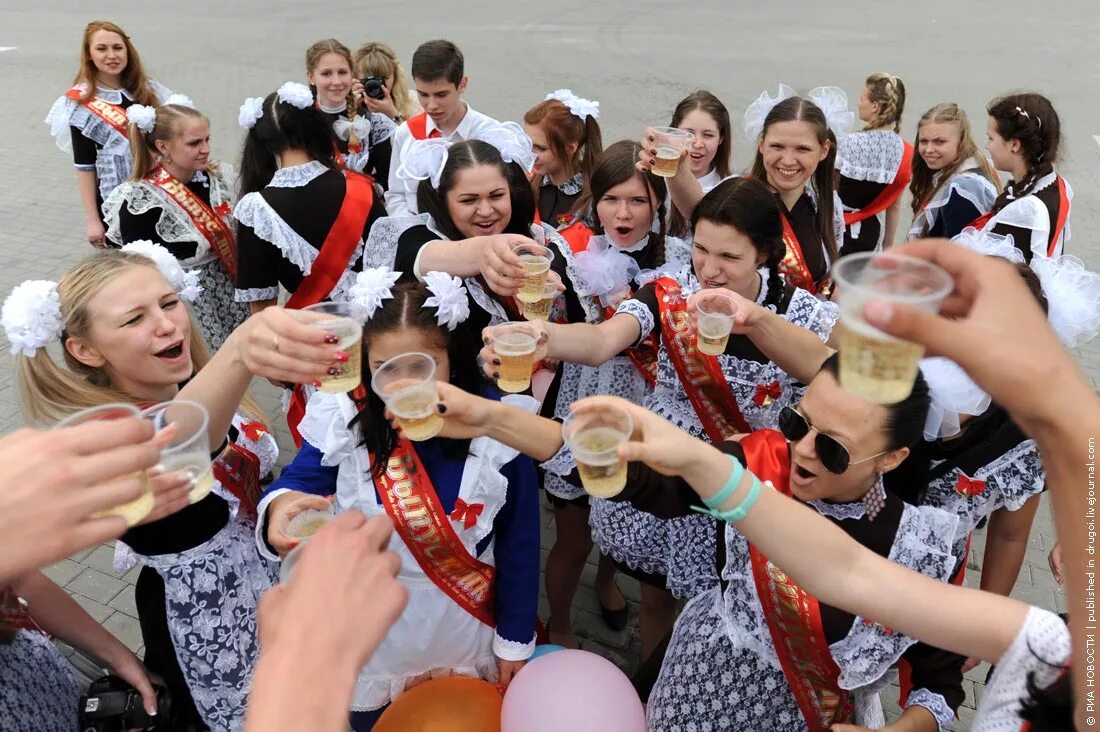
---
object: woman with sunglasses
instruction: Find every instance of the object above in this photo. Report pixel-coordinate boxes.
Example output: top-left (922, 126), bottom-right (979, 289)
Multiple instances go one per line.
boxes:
top-left (411, 354), bottom-right (966, 730)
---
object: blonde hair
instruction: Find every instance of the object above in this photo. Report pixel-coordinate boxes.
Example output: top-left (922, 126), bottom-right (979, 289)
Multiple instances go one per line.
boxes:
top-left (863, 73), bottom-right (906, 133)
top-left (909, 103), bottom-right (1001, 215)
top-left (129, 104), bottom-right (215, 181)
top-left (16, 251), bottom-right (265, 426)
top-left (353, 42), bottom-right (415, 120)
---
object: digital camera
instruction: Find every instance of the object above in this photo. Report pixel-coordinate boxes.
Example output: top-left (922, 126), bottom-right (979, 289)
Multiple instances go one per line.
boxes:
top-left (78, 674), bottom-right (171, 731)
top-left (361, 76), bottom-right (386, 100)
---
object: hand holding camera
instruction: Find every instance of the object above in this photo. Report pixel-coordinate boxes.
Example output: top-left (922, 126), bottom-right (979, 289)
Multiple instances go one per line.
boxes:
top-left (359, 75), bottom-right (400, 121)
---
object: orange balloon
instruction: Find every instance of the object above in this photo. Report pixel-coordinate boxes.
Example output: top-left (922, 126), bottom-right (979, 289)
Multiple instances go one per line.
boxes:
top-left (374, 676), bottom-right (503, 732)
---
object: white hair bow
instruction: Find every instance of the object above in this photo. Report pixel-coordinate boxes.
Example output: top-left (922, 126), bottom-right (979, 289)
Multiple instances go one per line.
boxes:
top-left (806, 86), bottom-right (854, 141)
top-left (127, 104), bottom-right (157, 134)
top-left (238, 97), bottom-right (265, 129)
top-left (276, 82), bottom-right (314, 110)
top-left (920, 356), bottom-right (991, 440)
top-left (742, 84), bottom-right (796, 142)
top-left (121, 241), bottom-right (203, 302)
top-left (473, 122), bottom-right (536, 172)
top-left (165, 93), bottom-right (195, 109)
top-left (348, 267), bottom-right (401, 320)
top-left (1, 280), bottom-right (63, 357)
top-left (1031, 254), bottom-right (1100, 348)
top-left (398, 138), bottom-right (451, 189)
top-left (546, 89), bottom-right (600, 121)
top-left (423, 271), bottom-right (470, 331)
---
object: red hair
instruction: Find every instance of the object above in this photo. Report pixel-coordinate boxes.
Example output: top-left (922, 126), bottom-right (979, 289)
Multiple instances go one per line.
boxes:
top-left (72, 21), bottom-right (158, 106)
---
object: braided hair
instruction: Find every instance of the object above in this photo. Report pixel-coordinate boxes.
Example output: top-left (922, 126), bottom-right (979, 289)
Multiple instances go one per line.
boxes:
top-left (862, 73), bottom-right (906, 133)
top-left (987, 93), bottom-right (1061, 212)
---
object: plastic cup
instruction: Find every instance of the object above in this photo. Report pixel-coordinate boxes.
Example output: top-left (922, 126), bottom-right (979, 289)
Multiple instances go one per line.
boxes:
top-left (371, 352), bottom-right (444, 441)
top-left (513, 243), bottom-right (555, 304)
top-left (562, 403), bottom-right (634, 498)
top-left (141, 401), bottom-right (212, 504)
top-left (695, 293), bottom-right (737, 356)
top-left (288, 301), bottom-right (366, 393)
top-left (650, 126), bottom-right (694, 178)
top-left (521, 281), bottom-right (559, 321)
top-left (831, 252), bottom-right (953, 404)
top-left (492, 322), bottom-right (539, 393)
top-left (54, 404), bottom-right (154, 525)
top-left (285, 501), bottom-right (337, 541)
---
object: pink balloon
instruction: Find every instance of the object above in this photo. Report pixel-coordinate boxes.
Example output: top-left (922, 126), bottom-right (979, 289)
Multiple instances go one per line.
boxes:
top-left (501, 649), bottom-right (646, 732)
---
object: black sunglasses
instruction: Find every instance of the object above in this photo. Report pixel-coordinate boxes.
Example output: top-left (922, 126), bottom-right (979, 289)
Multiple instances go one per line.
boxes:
top-left (778, 405), bottom-right (884, 475)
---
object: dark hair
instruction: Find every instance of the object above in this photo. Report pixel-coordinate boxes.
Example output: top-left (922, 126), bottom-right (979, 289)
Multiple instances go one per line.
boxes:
top-left (416, 140), bottom-right (536, 241)
top-left (238, 92), bottom-right (338, 197)
top-left (749, 96), bottom-right (839, 262)
top-left (863, 73), bottom-right (906, 133)
top-left (582, 140), bottom-right (669, 269)
top-left (350, 283), bottom-right (486, 476)
top-left (411, 39), bottom-right (464, 85)
top-left (668, 90), bottom-right (732, 238)
top-left (523, 98), bottom-right (604, 215)
top-left (690, 177), bottom-right (785, 308)
top-left (818, 353), bottom-right (930, 452)
top-left (987, 93), bottom-right (1061, 212)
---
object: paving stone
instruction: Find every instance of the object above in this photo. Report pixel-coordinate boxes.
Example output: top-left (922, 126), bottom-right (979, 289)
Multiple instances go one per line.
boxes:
top-left (66, 568), bottom-right (127, 605)
top-left (108, 584), bottom-right (140, 618)
top-left (101, 612), bottom-right (145, 654)
top-left (70, 594), bottom-right (113, 624)
top-left (41, 558), bottom-right (84, 586)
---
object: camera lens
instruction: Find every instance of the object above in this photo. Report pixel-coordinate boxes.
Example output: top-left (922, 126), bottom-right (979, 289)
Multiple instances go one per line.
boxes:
top-left (363, 77), bottom-right (385, 101)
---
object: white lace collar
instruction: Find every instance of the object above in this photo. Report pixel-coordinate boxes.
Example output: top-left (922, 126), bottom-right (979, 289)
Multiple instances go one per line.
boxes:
top-left (617, 232), bottom-right (651, 254)
top-left (698, 168), bottom-right (724, 193)
top-left (543, 173), bottom-right (583, 196)
top-left (269, 160), bottom-right (329, 188)
top-left (808, 477), bottom-right (884, 521)
top-left (318, 101), bottom-right (348, 115)
top-left (1005, 170), bottom-right (1057, 200)
top-left (91, 86), bottom-right (135, 104)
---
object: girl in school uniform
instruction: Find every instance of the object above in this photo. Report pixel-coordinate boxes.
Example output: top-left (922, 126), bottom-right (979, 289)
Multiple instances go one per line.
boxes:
top-left (666, 90), bottom-right (732, 240)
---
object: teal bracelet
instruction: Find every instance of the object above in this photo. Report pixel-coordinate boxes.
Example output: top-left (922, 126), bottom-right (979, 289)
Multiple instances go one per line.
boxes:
top-left (701, 456), bottom-right (745, 509)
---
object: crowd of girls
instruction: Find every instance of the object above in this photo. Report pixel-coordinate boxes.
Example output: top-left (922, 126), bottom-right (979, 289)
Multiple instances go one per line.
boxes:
top-left (10, 16), bottom-right (1094, 732)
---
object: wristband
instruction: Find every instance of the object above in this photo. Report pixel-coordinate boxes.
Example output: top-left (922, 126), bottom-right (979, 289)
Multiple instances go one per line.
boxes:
top-left (690, 456), bottom-right (764, 524)
top-left (700, 455), bottom-right (745, 509)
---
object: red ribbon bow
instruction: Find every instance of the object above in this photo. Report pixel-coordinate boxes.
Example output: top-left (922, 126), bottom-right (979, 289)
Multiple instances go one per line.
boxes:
top-left (240, 420), bottom-right (267, 442)
top-left (450, 499), bottom-right (484, 530)
top-left (954, 473), bottom-right (987, 497)
top-left (753, 381), bottom-right (782, 407)
top-left (213, 201), bottom-right (232, 217)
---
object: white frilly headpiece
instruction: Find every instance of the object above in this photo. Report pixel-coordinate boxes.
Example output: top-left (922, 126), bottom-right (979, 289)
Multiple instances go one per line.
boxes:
top-left (742, 84), bottom-right (854, 143)
top-left (348, 267), bottom-right (470, 331)
top-left (952, 231), bottom-right (1100, 349)
top-left (572, 237), bottom-right (640, 298)
top-left (919, 356), bottom-right (991, 441)
top-left (349, 266), bottom-right (402, 320)
top-left (1, 242), bottom-right (202, 357)
top-left (238, 97), bottom-right (265, 129)
top-left (546, 89), bottom-right (600, 121)
top-left (276, 81), bottom-right (314, 110)
top-left (127, 104), bottom-right (157, 134)
top-left (164, 93), bottom-right (195, 109)
top-left (398, 121), bottom-right (536, 189)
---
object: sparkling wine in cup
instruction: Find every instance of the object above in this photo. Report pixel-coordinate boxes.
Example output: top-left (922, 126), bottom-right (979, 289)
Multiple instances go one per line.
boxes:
top-left (289, 301), bottom-right (367, 393)
top-left (492, 322), bottom-right (539, 393)
top-left (649, 127), bottom-right (694, 178)
top-left (695, 292), bottom-right (737, 356)
top-left (371, 352), bottom-right (444, 441)
top-left (562, 403), bottom-right (633, 498)
top-left (513, 243), bottom-right (554, 304)
top-left (141, 400), bottom-right (212, 504)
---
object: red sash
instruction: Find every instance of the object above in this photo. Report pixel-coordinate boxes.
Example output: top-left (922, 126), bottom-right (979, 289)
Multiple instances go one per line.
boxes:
top-left (149, 166), bottom-right (238, 277)
top-left (653, 277), bottom-right (750, 438)
top-left (65, 87), bottom-right (130, 139)
top-left (213, 438), bottom-right (263, 518)
top-left (561, 221), bottom-right (659, 386)
top-left (843, 141), bottom-right (914, 226)
top-left (407, 112), bottom-right (442, 141)
top-left (966, 176), bottom-right (1069, 258)
top-left (375, 441), bottom-right (496, 626)
top-left (779, 212), bottom-right (819, 295)
top-left (744, 429), bottom-right (855, 730)
top-left (285, 170), bottom-right (375, 445)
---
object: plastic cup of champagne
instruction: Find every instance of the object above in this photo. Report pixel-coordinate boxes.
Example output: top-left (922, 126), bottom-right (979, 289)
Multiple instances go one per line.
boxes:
top-left (522, 281), bottom-right (559, 321)
top-left (562, 403), bottom-right (634, 499)
top-left (285, 500), bottom-right (337, 541)
top-left (831, 252), bottom-right (953, 404)
top-left (491, 322), bottom-right (540, 393)
top-left (54, 404), bottom-right (156, 525)
top-left (289, 301), bottom-right (367, 393)
top-left (513, 243), bottom-right (555, 304)
top-left (141, 401), bottom-right (212, 504)
top-left (649, 127), bottom-right (694, 178)
top-left (371, 352), bottom-right (444, 441)
top-left (695, 292), bottom-right (737, 356)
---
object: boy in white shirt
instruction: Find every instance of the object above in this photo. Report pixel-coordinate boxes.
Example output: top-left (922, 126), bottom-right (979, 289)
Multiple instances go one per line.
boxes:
top-left (385, 39), bottom-right (499, 216)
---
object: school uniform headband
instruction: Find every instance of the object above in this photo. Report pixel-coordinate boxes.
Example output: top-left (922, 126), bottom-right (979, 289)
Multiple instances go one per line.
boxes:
top-left (742, 84), bottom-right (854, 143)
top-left (398, 121), bottom-right (537, 189)
top-left (349, 267), bottom-right (470, 331)
top-left (1, 241), bottom-right (202, 357)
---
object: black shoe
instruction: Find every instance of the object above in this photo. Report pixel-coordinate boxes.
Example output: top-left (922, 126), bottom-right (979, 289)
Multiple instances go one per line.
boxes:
top-left (599, 594), bottom-right (629, 631)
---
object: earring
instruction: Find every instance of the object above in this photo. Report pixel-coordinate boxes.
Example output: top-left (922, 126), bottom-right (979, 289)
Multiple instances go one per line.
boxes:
top-left (862, 474), bottom-right (885, 522)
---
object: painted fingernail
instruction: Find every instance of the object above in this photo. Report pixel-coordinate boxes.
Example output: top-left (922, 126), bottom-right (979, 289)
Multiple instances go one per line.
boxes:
top-left (327, 366), bottom-right (342, 376)
top-left (437, 404), bottom-right (448, 414)
top-left (492, 359), bottom-right (501, 365)
top-left (334, 351), bottom-right (350, 362)
top-left (324, 334), bottom-right (339, 344)
top-left (492, 371), bottom-right (500, 379)
top-left (312, 380), bottom-right (323, 388)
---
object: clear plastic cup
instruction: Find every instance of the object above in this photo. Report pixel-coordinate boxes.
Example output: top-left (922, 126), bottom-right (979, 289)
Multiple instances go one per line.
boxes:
top-left (492, 322), bottom-right (539, 393)
top-left (521, 281), bottom-right (559, 321)
top-left (371, 352), bottom-right (444, 441)
top-left (650, 126), bottom-right (694, 178)
top-left (285, 501), bottom-right (337, 541)
top-left (54, 404), bottom-right (154, 525)
top-left (695, 292), bottom-right (738, 356)
top-left (288, 301), bottom-right (367, 393)
top-left (141, 400), bottom-right (212, 504)
top-left (831, 252), bottom-right (953, 404)
top-left (562, 403), bottom-right (634, 498)
top-left (513, 243), bottom-right (555, 304)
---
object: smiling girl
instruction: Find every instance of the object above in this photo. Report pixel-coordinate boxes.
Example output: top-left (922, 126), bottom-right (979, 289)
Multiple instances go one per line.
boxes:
top-left (46, 21), bottom-right (171, 248)
top-left (666, 90), bottom-right (732, 239)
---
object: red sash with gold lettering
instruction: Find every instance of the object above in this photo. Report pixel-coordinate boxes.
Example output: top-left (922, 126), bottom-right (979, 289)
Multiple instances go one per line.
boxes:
top-left (744, 429), bottom-right (855, 730)
top-left (65, 87), bottom-right (130, 139)
top-left (561, 221), bottom-right (659, 386)
top-left (375, 440), bottom-right (496, 626)
top-left (843, 141), bottom-right (914, 226)
top-left (653, 276), bottom-right (749, 438)
top-left (779, 212), bottom-right (818, 295)
top-left (149, 165), bottom-right (238, 277)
